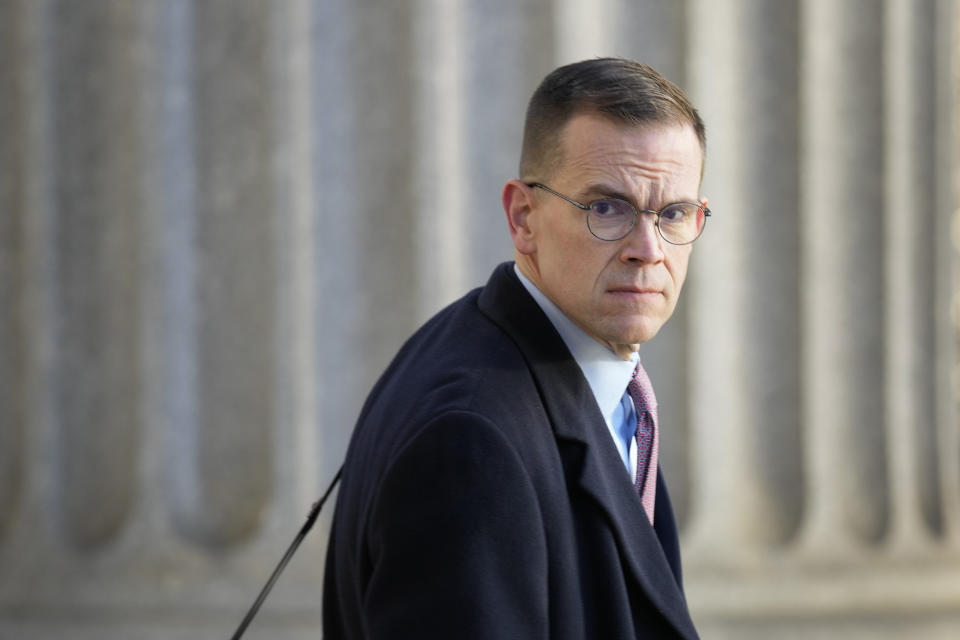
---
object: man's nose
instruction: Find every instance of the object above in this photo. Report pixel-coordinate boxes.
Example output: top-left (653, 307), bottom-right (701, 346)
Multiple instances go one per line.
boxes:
top-left (619, 213), bottom-right (664, 263)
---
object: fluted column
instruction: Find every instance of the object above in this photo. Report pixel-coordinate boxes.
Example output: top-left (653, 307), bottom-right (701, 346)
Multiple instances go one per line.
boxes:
top-left (165, 0), bottom-right (277, 546)
top-left (734, 0), bottom-right (805, 549)
top-left (411, 0), bottom-right (468, 311)
top-left (49, 0), bottom-right (145, 548)
top-left (685, 0), bottom-right (745, 552)
top-left (315, 2), bottom-right (422, 469)
top-left (310, 0), bottom-right (363, 476)
top-left (939, 0), bottom-right (960, 543)
top-left (267, 0), bottom-right (322, 519)
top-left (799, 0), bottom-right (889, 552)
top-left (685, 0), bottom-right (803, 554)
top-left (458, 0), bottom-right (553, 283)
top-left (136, 0), bottom-right (196, 550)
top-left (0, 0), bottom-right (26, 541)
top-left (884, 0), bottom-right (943, 547)
top-left (2, 0), bottom-right (58, 563)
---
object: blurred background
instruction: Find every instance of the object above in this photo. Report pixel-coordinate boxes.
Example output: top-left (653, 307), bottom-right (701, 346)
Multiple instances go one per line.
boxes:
top-left (1, 0), bottom-right (958, 638)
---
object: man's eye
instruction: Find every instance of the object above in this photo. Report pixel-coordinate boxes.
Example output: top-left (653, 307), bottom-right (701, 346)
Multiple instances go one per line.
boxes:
top-left (592, 199), bottom-right (624, 217)
top-left (660, 204), bottom-right (689, 223)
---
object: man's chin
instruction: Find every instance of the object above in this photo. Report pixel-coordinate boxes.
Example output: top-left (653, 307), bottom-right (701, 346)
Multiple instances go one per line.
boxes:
top-left (599, 325), bottom-right (665, 357)
top-left (617, 319), bottom-right (665, 345)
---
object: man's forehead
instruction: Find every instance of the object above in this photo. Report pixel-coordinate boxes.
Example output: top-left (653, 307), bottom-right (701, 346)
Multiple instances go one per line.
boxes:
top-left (559, 117), bottom-right (700, 167)
top-left (556, 114), bottom-right (704, 186)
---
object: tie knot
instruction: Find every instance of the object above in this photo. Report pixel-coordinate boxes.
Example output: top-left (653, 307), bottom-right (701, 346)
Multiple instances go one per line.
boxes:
top-left (628, 362), bottom-right (656, 412)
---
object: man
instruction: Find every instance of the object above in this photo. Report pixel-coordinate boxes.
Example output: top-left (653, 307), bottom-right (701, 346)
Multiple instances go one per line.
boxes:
top-left (323, 58), bottom-right (708, 639)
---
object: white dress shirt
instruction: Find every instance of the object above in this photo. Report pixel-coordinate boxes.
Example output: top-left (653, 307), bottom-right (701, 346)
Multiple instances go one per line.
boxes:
top-left (514, 265), bottom-right (640, 478)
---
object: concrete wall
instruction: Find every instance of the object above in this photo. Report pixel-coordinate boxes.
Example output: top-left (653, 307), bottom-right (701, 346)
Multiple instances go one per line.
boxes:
top-left (0, 0), bottom-right (957, 637)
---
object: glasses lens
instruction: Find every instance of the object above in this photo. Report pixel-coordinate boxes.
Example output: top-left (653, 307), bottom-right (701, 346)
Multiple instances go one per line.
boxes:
top-left (658, 203), bottom-right (705, 244)
top-left (587, 198), bottom-right (635, 240)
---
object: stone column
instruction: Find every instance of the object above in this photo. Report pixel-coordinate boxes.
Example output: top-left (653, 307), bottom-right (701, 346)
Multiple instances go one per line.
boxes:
top-left (799, 0), bottom-right (889, 552)
top-left (685, 0), bottom-right (804, 554)
top-left (884, 0), bottom-right (944, 548)
top-left (48, 0), bottom-right (145, 549)
top-left (682, 0), bottom-right (960, 637)
top-left (411, 0), bottom-right (468, 311)
top-left (942, 0), bottom-right (960, 542)
top-left (457, 0), bottom-right (553, 283)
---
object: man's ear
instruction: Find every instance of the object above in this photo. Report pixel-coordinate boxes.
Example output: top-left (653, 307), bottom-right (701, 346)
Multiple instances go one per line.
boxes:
top-left (502, 180), bottom-right (538, 255)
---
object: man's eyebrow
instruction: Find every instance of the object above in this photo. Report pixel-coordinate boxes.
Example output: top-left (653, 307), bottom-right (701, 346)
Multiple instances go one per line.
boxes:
top-left (578, 183), bottom-right (635, 204)
top-left (579, 183), bottom-right (699, 209)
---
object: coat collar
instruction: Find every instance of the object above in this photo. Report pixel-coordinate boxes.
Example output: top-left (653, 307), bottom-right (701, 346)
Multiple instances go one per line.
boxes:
top-left (477, 262), bottom-right (698, 640)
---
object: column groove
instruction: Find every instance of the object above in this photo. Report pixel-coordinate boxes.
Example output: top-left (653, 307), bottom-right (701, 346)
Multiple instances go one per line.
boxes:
top-left (267, 0), bottom-right (321, 517)
top-left (937, 0), bottom-right (960, 543)
top-left (311, 0), bottom-right (362, 477)
top-left (460, 0), bottom-right (553, 285)
top-left (169, 0), bottom-right (275, 547)
top-left (799, 0), bottom-right (889, 550)
top-left (734, 0), bottom-right (803, 547)
top-left (412, 0), bottom-right (467, 315)
top-left (0, 0), bottom-right (26, 541)
top-left (685, 0), bottom-right (749, 553)
top-left (884, 0), bottom-right (942, 546)
top-left (50, 0), bottom-right (143, 548)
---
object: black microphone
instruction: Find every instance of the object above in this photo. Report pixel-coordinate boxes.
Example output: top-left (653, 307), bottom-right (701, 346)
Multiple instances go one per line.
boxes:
top-left (230, 467), bottom-right (343, 639)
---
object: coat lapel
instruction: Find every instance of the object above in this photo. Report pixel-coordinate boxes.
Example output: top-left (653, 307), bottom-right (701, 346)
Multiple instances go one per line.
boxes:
top-left (478, 263), bottom-right (698, 640)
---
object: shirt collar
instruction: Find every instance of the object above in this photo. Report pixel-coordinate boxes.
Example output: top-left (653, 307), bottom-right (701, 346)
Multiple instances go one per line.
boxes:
top-left (513, 264), bottom-right (638, 425)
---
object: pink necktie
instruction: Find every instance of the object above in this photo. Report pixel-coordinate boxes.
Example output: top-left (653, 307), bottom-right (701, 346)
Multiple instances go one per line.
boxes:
top-left (627, 362), bottom-right (658, 524)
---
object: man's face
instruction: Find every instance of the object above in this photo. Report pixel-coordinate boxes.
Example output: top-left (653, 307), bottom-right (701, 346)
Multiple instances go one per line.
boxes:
top-left (513, 114), bottom-right (703, 359)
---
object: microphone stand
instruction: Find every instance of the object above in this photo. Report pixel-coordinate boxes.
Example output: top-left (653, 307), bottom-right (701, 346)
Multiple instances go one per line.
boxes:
top-left (230, 467), bottom-right (342, 640)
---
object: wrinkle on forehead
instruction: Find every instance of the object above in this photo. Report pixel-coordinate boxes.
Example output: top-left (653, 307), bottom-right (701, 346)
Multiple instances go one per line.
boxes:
top-left (557, 117), bottom-right (702, 208)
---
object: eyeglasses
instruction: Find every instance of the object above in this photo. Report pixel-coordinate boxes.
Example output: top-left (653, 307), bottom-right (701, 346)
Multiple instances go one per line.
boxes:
top-left (528, 182), bottom-right (710, 245)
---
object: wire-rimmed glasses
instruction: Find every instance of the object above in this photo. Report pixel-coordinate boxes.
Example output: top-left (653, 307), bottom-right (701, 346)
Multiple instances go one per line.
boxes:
top-left (528, 182), bottom-right (710, 245)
